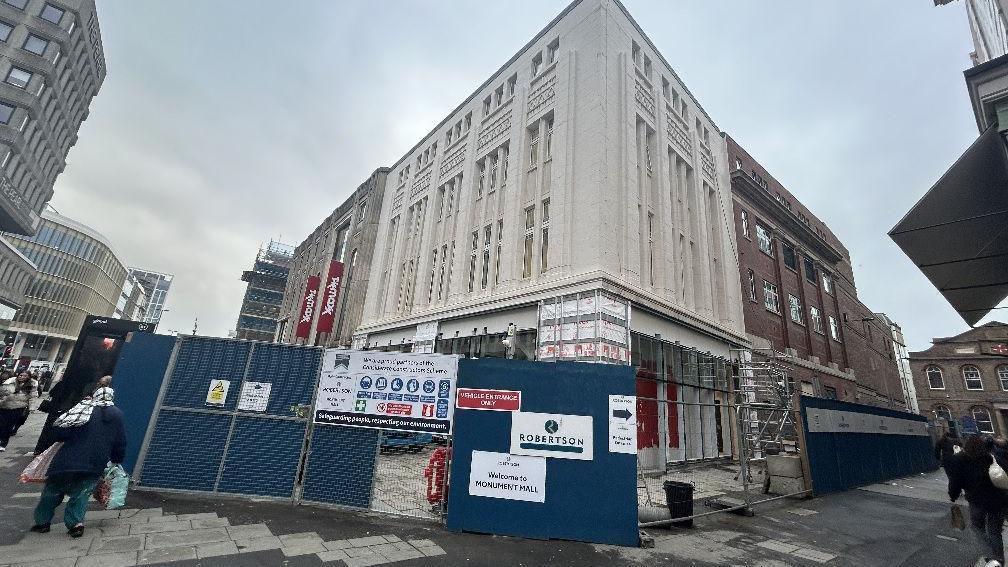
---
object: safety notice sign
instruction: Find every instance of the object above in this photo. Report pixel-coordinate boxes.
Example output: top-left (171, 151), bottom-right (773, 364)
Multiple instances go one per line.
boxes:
top-left (456, 388), bottom-right (521, 411)
top-left (237, 381), bottom-right (271, 412)
top-left (314, 349), bottom-right (458, 434)
top-left (206, 379), bottom-right (230, 407)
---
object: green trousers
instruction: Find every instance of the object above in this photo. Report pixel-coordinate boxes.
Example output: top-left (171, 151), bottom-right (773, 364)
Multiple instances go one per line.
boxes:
top-left (33, 474), bottom-right (99, 529)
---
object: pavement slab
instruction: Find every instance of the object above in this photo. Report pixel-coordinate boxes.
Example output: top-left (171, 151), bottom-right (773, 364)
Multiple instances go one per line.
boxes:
top-left (225, 523), bottom-right (273, 541)
top-left (346, 535), bottom-right (387, 547)
top-left (793, 548), bottom-right (837, 563)
top-left (234, 535), bottom-right (283, 553)
top-left (756, 539), bottom-right (801, 554)
top-left (317, 549), bottom-right (351, 562)
top-left (128, 521), bottom-right (191, 535)
top-left (323, 539), bottom-right (352, 550)
top-left (88, 535), bottom-right (146, 554)
top-left (75, 552), bottom-right (139, 567)
top-left (144, 527), bottom-right (230, 550)
top-left (137, 545), bottom-right (197, 565)
top-left (195, 540), bottom-right (239, 558)
top-left (7, 558), bottom-right (78, 567)
top-left (419, 544), bottom-right (446, 557)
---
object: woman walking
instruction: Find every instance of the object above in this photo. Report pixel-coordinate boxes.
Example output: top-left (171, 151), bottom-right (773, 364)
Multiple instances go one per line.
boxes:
top-left (947, 435), bottom-right (1008, 567)
top-left (31, 386), bottom-right (125, 538)
top-left (0, 371), bottom-right (34, 451)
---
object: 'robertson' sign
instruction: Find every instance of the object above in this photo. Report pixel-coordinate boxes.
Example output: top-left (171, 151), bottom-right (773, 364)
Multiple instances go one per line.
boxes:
top-left (510, 411), bottom-right (594, 461)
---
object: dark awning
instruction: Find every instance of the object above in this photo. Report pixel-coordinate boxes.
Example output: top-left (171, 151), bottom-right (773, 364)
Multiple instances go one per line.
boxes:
top-left (889, 124), bottom-right (1008, 326)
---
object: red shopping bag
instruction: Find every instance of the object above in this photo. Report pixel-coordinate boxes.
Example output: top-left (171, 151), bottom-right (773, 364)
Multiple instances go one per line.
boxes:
top-left (92, 476), bottom-right (111, 506)
top-left (19, 442), bottom-right (62, 483)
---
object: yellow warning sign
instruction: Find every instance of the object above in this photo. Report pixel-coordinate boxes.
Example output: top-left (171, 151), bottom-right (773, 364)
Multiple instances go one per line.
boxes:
top-left (206, 379), bottom-right (230, 407)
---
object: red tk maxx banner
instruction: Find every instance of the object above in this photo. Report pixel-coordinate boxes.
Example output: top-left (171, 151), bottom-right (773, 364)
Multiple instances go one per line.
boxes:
top-left (295, 275), bottom-right (321, 339)
top-left (315, 260), bottom-right (345, 335)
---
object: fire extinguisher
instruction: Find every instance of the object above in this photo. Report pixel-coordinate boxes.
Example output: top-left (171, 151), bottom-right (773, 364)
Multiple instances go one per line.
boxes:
top-left (424, 446), bottom-right (451, 505)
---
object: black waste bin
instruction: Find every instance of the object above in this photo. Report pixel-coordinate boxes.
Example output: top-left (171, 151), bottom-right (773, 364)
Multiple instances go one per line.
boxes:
top-left (663, 480), bottom-right (694, 528)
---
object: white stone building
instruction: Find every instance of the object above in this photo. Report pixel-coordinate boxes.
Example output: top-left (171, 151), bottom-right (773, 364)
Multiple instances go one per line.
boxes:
top-left (357, 0), bottom-right (748, 369)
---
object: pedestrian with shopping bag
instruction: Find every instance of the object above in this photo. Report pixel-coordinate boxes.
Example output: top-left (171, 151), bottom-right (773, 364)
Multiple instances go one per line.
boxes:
top-left (0, 371), bottom-right (34, 451)
top-left (947, 435), bottom-right (1008, 567)
top-left (30, 386), bottom-right (125, 538)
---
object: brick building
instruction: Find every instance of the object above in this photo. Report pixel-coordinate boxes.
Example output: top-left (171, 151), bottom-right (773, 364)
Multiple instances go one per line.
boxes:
top-left (910, 322), bottom-right (1008, 435)
top-left (727, 135), bottom-right (905, 408)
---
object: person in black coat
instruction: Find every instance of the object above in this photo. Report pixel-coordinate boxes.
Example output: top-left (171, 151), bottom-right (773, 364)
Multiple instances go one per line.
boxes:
top-left (936, 431), bottom-right (962, 466)
top-left (947, 435), bottom-right (1008, 566)
top-left (30, 387), bottom-right (125, 538)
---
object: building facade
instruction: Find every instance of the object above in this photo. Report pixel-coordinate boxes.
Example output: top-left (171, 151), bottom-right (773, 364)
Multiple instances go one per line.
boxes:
top-left (112, 270), bottom-right (146, 321)
top-left (129, 268), bottom-right (172, 325)
top-left (0, 0), bottom-right (105, 316)
top-left (353, 0), bottom-right (747, 465)
top-left (3, 209), bottom-right (128, 362)
top-left (910, 322), bottom-right (1008, 435)
top-left (235, 240), bottom-right (292, 342)
top-left (877, 313), bottom-right (919, 414)
top-left (727, 136), bottom-right (905, 408)
top-left (277, 168), bottom-right (388, 347)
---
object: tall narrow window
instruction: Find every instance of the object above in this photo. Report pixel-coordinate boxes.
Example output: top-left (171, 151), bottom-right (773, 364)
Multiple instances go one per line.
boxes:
top-left (544, 119), bottom-right (553, 160)
top-left (529, 126), bottom-right (540, 168)
top-left (476, 161), bottom-right (485, 198)
top-left (643, 130), bottom-right (652, 172)
top-left (437, 245), bottom-right (447, 300)
top-left (523, 206), bottom-right (535, 278)
top-left (507, 74), bottom-right (517, 97)
top-left (756, 224), bottom-right (773, 255)
top-left (541, 200), bottom-right (550, 273)
top-left (446, 178), bottom-right (455, 215)
top-left (532, 52), bottom-right (543, 76)
top-left (501, 145), bottom-right (509, 187)
top-left (547, 38), bottom-right (559, 64)
top-left (489, 152), bottom-right (498, 192)
top-left (483, 96), bottom-right (492, 117)
top-left (647, 213), bottom-right (654, 285)
top-left (468, 231), bottom-right (478, 292)
top-left (481, 225), bottom-right (491, 289)
top-left (822, 272), bottom-right (834, 294)
top-left (963, 365), bottom-right (984, 390)
top-left (747, 269), bottom-right (756, 301)
top-left (427, 249), bottom-right (437, 303)
top-left (927, 366), bottom-right (945, 389)
top-left (789, 295), bottom-right (803, 324)
top-left (829, 316), bottom-right (840, 342)
top-left (740, 209), bottom-right (749, 238)
top-left (437, 186), bottom-right (445, 220)
top-left (810, 306), bottom-right (823, 334)
top-left (495, 219), bottom-right (503, 285)
top-left (763, 281), bottom-right (779, 313)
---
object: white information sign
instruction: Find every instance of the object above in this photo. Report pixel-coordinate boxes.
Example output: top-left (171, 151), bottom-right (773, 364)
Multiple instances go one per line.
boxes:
top-left (804, 408), bottom-right (928, 436)
top-left (206, 379), bottom-right (230, 407)
top-left (608, 395), bottom-right (637, 454)
top-left (237, 381), bottom-right (271, 412)
top-left (510, 412), bottom-right (594, 460)
top-left (314, 349), bottom-right (458, 434)
top-left (468, 450), bottom-right (546, 503)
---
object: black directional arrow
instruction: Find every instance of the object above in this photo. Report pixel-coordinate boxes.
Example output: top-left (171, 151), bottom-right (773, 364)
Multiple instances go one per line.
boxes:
top-left (613, 408), bottom-right (632, 420)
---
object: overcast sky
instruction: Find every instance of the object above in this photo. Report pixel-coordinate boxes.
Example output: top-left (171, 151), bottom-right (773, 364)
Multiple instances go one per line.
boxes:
top-left (50, 0), bottom-right (982, 351)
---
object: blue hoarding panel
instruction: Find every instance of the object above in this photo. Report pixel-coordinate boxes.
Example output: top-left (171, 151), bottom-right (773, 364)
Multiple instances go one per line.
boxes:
top-left (218, 417), bottom-right (306, 497)
top-left (447, 359), bottom-right (638, 547)
top-left (302, 424), bottom-right (379, 508)
top-left (110, 333), bottom-right (175, 474)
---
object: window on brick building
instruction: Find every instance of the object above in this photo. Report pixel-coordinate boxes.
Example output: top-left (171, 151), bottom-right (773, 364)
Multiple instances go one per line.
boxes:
top-left (972, 407), bottom-right (995, 434)
top-left (756, 224), bottom-right (773, 256)
top-left (829, 316), bottom-right (840, 342)
top-left (822, 272), bottom-right (834, 295)
top-left (789, 295), bottom-right (803, 324)
top-left (926, 365), bottom-right (945, 389)
top-left (999, 365), bottom-right (1008, 391)
top-left (823, 385), bottom-right (838, 400)
top-left (763, 281), bottom-right (779, 313)
top-left (963, 365), bottom-right (984, 390)
top-left (740, 209), bottom-right (749, 238)
top-left (810, 306), bottom-right (823, 334)
top-left (804, 258), bottom-right (817, 285)
top-left (782, 242), bottom-right (797, 271)
top-left (747, 269), bottom-right (756, 301)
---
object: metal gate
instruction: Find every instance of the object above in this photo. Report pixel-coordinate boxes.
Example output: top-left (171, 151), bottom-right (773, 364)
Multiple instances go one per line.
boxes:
top-left (135, 337), bottom-right (450, 522)
top-left (135, 337), bottom-right (322, 500)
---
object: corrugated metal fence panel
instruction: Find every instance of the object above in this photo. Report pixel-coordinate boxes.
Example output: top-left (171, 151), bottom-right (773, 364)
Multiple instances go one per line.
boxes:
top-left (801, 396), bottom-right (938, 495)
top-left (162, 338), bottom-right (252, 411)
top-left (218, 417), bottom-right (307, 497)
top-left (244, 342), bottom-right (321, 416)
top-left (139, 409), bottom-right (231, 491)
top-left (301, 424), bottom-right (380, 508)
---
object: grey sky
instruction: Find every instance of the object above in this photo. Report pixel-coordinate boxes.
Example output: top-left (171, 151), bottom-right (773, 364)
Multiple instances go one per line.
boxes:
top-left (51, 1), bottom-right (978, 351)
